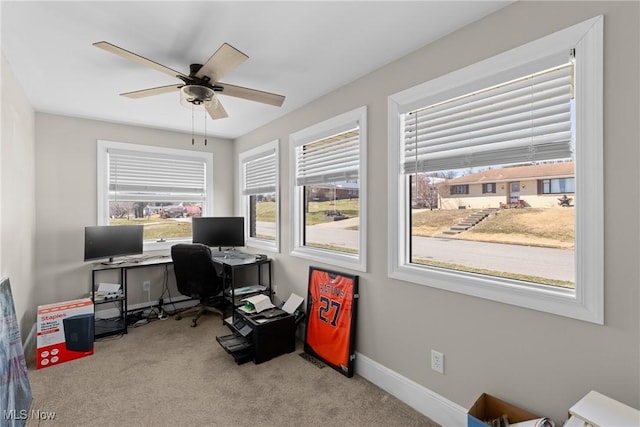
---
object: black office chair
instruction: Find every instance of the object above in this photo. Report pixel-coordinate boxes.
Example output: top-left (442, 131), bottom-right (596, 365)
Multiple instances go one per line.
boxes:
top-left (171, 243), bottom-right (226, 327)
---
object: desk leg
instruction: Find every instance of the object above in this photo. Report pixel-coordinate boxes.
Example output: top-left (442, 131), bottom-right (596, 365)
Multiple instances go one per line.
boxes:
top-left (121, 268), bottom-right (128, 334)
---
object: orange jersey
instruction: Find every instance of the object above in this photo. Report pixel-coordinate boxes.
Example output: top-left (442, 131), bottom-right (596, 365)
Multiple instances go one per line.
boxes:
top-left (306, 270), bottom-right (355, 369)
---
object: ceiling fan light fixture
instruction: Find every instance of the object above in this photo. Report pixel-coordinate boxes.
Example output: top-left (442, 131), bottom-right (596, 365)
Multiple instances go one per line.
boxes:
top-left (180, 85), bottom-right (217, 110)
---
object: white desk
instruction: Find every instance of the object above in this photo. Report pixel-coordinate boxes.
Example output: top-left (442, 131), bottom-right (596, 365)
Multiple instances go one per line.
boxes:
top-left (565, 391), bottom-right (640, 427)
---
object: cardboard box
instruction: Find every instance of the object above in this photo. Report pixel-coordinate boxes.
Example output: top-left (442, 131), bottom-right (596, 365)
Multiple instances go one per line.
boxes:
top-left (37, 298), bottom-right (94, 369)
top-left (468, 393), bottom-right (539, 427)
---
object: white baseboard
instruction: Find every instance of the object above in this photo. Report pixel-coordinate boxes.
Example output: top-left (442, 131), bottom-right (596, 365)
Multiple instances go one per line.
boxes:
top-left (355, 352), bottom-right (467, 427)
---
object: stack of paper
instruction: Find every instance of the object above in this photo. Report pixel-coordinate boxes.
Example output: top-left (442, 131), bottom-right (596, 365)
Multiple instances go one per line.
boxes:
top-left (94, 283), bottom-right (122, 300)
top-left (239, 294), bottom-right (274, 314)
top-left (282, 293), bottom-right (304, 314)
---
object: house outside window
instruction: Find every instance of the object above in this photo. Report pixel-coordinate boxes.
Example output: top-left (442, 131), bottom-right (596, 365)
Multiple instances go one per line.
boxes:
top-left (443, 163), bottom-right (575, 209)
top-left (97, 140), bottom-right (214, 251)
top-left (290, 107), bottom-right (367, 272)
top-left (388, 17), bottom-right (603, 323)
top-left (239, 140), bottom-right (279, 252)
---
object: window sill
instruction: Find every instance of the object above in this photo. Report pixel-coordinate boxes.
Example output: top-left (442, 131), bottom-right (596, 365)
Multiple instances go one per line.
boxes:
top-left (291, 246), bottom-right (366, 273)
top-left (390, 262), bottom-right (602, 324)
top-left (246, 237), bottom-right (279, 253)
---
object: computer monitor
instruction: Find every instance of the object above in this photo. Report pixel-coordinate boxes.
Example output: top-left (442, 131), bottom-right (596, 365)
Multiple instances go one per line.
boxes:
top-left (84, 225), bottom-right (144, 264)
top-left (192, 217), bottom-right (245, 252)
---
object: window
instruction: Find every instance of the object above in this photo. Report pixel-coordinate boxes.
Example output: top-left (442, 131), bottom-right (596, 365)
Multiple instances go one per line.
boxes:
top-left (239, 140), bottom-right (279, 252)
top-left (482, 183), bottom-right (496, 194)
top-left (290, 107), bottom-right (367, 272)
top-left (539, 178), bottom-right (575, 194)
top-left (451, 185), bottom-right (469, 195)
top-left (97, 140), bottom-right (214, 251)
top-left (388, 17), bottom-right (603, 323)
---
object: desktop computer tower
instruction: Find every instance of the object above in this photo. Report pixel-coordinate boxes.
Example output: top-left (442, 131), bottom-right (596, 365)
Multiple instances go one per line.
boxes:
top-left (63, 313), bottom-right (95, 352)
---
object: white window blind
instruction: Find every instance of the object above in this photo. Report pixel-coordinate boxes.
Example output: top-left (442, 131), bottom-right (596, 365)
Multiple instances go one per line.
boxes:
top-left (295, 127), bottom-right (360, 186)
top-left (242, 148), bottom-right (276, 195)
top-left (402, 62), bottom-right (574, 174)
top-left (108, 148), bottom-right (207, 203)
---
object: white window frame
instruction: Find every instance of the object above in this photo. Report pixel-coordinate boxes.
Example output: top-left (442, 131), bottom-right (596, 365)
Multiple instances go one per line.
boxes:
top-left (97, 140), bottom-right (214, 252)
top-left (239, 140), bottom-right (280, 253)
top-left (388, 16), bottom-right (603, 323)
top-left (290, 106), bottom-right (368, 272)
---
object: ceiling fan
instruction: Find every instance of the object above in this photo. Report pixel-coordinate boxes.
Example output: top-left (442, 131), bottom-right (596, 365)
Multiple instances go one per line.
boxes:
top-left (93, 41), bottom-right (285, 120)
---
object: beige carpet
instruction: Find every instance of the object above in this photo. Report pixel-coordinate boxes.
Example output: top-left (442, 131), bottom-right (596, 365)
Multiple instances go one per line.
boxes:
top-left (26, 313), bottom-right (439, 427)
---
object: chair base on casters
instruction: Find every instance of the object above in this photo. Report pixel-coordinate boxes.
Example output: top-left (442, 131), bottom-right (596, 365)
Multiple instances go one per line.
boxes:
top-left (175, 301), bottom-right (224, 327)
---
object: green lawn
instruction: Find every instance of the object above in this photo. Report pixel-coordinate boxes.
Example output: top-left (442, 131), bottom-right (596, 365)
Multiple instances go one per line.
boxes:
top-left (255, 201), bottom-right (277, 222)
top-left (110, 216), bottom-right (192, 240)
top-left (304, 199), bottom-right (359, 225)
top-left (256, 199), bottom-right (360, 226)
top-left (411, 207), bottom-right (574, 248)
top-left (466, 208), bottom-right (574, 244)
top-left (412, 258), bottom-right (574, 289)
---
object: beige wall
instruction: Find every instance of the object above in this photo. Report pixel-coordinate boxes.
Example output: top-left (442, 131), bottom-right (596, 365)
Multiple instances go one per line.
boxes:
top-left (32, 114), bottom-right (234, 313)
top-left (1, 54), bottom-right (37, 337)
top-left (233, 1), bottom-right (639, 421)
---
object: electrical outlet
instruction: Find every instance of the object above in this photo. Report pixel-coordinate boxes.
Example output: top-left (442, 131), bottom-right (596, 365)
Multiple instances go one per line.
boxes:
top-left (143, 280), bottom-right (150, 291)
top-left (431, 350), bottom-right (444, 374)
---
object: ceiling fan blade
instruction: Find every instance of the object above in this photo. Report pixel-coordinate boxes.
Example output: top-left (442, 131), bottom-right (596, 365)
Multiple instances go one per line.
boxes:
top-left (93, 41), bottom-right (186, 79)
top-left (120, 84), bottom-right (183, 99)
top-left (206, 100), bottom-right (229, 120)
top-left (216, 82), bottom-right (285, 107)
top-left (195, 43), bottom-right (248, 82)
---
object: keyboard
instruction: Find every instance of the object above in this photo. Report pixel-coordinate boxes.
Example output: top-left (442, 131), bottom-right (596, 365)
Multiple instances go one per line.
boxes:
top-left (211, 251), bottom-right (253, 260)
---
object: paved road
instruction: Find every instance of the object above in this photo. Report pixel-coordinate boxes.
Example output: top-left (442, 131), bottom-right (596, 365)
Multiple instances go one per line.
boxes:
top-left (266, 220), bottom-right (575, 283)
top-left (411, 236), bottom-right (574, 282)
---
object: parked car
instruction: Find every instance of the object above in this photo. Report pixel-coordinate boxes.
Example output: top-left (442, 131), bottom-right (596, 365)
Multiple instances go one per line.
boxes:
top-left (184, 204), bottom-right (202, 217)
top-left (160, 205), bottom-right (186, 218)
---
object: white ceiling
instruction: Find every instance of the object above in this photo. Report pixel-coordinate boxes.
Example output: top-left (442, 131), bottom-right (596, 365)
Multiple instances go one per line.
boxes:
top-left (1, 1), bottom-right (511, 139)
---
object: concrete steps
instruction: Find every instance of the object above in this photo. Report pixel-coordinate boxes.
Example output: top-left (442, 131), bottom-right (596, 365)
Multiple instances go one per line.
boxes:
top-left (441, 208), bottom-right (498, 235)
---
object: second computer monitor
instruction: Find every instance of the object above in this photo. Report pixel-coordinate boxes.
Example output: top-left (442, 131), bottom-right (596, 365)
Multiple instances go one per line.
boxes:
top-left (84, 224), bottom-right (144, 264)
top-left (192, 216), bottom-right (245, 252)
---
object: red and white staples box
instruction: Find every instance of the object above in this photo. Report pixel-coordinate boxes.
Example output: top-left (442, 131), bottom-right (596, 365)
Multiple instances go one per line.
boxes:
top-left (37, 298), bottom-right (94, 369)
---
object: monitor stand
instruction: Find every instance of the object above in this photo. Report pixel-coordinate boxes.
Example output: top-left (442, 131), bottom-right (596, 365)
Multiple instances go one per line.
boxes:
top-left (223, 247), bottom-right (239, 259)
top-left (212, 247), bottom-right (240, 259)
top-left (101, 257), bottom-right (124, 265)
top-left (211, 247), bottom-right (228, 257)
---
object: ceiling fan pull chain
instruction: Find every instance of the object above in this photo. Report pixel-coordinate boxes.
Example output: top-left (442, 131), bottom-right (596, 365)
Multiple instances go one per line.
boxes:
top-left (191, 105), bottom-right (195, 145)
top-left (204, 111), bottom-right (208, 146)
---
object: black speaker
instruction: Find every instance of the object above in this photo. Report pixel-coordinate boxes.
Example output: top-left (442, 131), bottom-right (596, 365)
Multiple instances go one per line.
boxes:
top-left (63, 313), bottom-right (94, 352)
